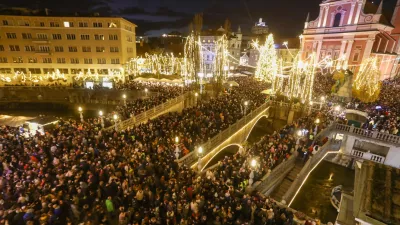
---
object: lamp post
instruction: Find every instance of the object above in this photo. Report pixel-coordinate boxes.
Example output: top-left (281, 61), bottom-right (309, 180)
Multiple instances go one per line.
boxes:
top-left (229, 83), bottom-right (233, 93)
top-left (244, 101), bottom-right (249, 115)
top-left (197, 146), bottom-right (203, 173)
top-left (320, 96), bottom-right (326, 109)
top-left (198, 73), bottom-right (204, 94)
top-left (314, 118), bottom-right (320, 136)
top-left (113, 114), bottom-right (118, 131)
top-left (195, 92), bottom-right (198, 105)
top-left (99, 110), bottom-right (104, 128)
top-left (144, 88), bottom-right (148, 97)
top-left (334, 105), bottom-right (341, 120)
top-left (122, 94), bottom-right (127, 107)
top-left (249, 158), bottom-right (258, 186)
top-left (78, 106), bottom-right (83, 122)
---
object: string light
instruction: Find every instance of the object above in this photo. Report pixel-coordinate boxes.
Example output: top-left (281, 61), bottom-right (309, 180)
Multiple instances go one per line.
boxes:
top-left (0, 69), bottom-right (67, 83)
top-left (352, 57), bottom-right (382, 103)
top-left (214, 34), bottom-right (229, 84)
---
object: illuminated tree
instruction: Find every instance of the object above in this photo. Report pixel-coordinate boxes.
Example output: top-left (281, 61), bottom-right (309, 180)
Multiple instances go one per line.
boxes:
top-left (352, 57), bottom-right (382, 103)
top-left (214, 35), bottom-right (229, 89)
top-left (255, 34), bottom-right (277, 83)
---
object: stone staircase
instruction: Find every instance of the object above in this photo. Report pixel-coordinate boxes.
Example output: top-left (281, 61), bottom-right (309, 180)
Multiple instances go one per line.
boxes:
top-left (270, 161), bottom-right (304, 202)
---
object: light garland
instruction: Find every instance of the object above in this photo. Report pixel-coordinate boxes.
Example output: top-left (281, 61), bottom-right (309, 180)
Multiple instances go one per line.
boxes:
top-left (0, 70), bottom-right (67, 83)
top-left (214, 34), bottom-right (229, 84)
top-left (352, 57), bottom-right (381, 103)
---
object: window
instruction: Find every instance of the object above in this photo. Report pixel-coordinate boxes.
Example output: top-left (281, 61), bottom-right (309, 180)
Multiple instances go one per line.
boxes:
top-left (3, 20), bottom-right (8, 25)
top-left (14, 68), bottom-right (27, 73)
top-left (50, 22), bottom-right (60, 27)
top-left (109, 34), bottom-right (118, 40)
top-left (93, 22), bottom-right (103, 27)
top-left (39, 46), bottom-right (51, 52)
top-left (13, 57), bottom-right (23, 63)
top-left (79, 22), bottom-right (88, 27)
top-left (70, 58), bottom-right (79, 64)
top-left (28, 68), bottom-right (41, 74)
top-left (111, 58), bottom-right (120, 64)
top-left (84, 58), bottom-right (93, 64)
top-left (55, 46), bottom-right (64, 52)
top-left (22, 33), bottom-right (32, 39)
top-left (97, 58), bottom-right (106, 64)
top-left (94, 34), bottom-right (104, 40)
top-left (81, 34), bottom-right (90, 40)
top-left (58, 68), bottom-right (69, 74)
top-left (0, 57), bottom-right (7, 63)
top-left (6, 33), bottom-right (17, 39)
top-left (52, 34), bottom-right (62, 40)
top-left (43, 58), bottom-right (52, 63)
top-left (84, 69), bottom-right (95, 74)
top-left (353, 52), bottom-right (360, 62)
top-left (37, 33), bottom-right (48, 39)
top-left (127, 36), bottom-right (133, 42)
top-left (333, 13), bottom-right (342, 27)
top-left (96, 47), bottom-right (105, 52)
top-left (10, 45), bottom-right (20, 51)
top-left (0, 68), bottom-right (12, 74)
top-left (43, 68), bottom-right (55, 74)
top-left (82, 46), bottom-right (91, 52)
top-left (98, 69), bottom-right (108, 74)
top-left (25, 46), bottom-right (35, 51)
top-left (127, 47), bottom-right (133, 53)
top-left (40, 22), bottom-right (45, 27)
top-left (28, 57), bottom-right (37, 63)
top-left (18, 21), bottom-right (29, 26)
top-left (57, 58), bottom-right (66, 64)
top-left (68, 46), bottom-right (78, 52)
top-left (71, 69), bottom-right (82, 74)
top-left (64, 21), bottom-right (70, 27)
top-left (67, 34), bottom-right (76, 40)
top-left (0, 45), bottom-right (4, 51)
top-left (110, 47), bottom-right (119, 52)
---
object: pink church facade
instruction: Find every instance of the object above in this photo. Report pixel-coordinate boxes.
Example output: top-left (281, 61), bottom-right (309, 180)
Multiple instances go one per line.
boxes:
top-left (302, 0), bottom-right (400, 79)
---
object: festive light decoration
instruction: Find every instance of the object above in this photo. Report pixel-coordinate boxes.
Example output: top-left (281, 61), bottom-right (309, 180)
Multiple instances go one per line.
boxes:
top-left (214, 34), bottom-right (229, 85)
top-left (254, 34), bottom-right (278, 83)
top-left (352, 57), bottom-right (382, 103)
top-left (0, 69), bottom-right (67, 83)
top-left (287, 53), bottom-right (316, 102)
top-left (125, 53), bottom-right (184, 78)
top-left (184, 32), bottom-right (203, 83)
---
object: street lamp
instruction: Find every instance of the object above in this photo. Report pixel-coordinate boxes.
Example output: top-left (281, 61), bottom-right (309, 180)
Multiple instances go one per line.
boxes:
top-left (296, 129), bottom-right (303, 145)
top-left (175, 136), bottom-right (179, 143)
top-left (144, 88), bottom-right (148, 97)
top-left (244, 101), bottom-right (249, 115)
top-left (78, 106), bottom-right (83, 122)
top-left (314, 118), bottom-right (320, 136)
top-left (197, 146), bottom-right (204, 172)
top-left (249, 158), bottom-right (258, 186)
top-left (174, 136), bottom-right (180, 159)
top-left (194, 92), bottom-right (199, 105)
top-left (113, 114), bottom-right (118, 131)
top-left (99, 110), bottom-right (104, 128)
top-left (122, 94), bottom-right (127, 106)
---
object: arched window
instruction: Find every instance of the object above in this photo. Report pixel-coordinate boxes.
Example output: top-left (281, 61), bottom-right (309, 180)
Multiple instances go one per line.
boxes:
top-left (333, 13), bottom-right (342, 27)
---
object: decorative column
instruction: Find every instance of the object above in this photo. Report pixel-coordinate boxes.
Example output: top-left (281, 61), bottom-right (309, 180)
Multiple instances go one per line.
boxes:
top-left (316, 41), bottom-right (323, 62)
top-left (318, 7), bottom-right (324, 27)
top-left (362, 38), bottom-right (375, 61)
top-left (348, 3), bottom-right (356, 24)
top-left (344, 40), bottom-right (354, 62)
top-left (339, 40), bottom-right (347, 58)
top-left (354, 2), bottom-right (363, 24)
top-left (323, 6), bottom-right (330, 27)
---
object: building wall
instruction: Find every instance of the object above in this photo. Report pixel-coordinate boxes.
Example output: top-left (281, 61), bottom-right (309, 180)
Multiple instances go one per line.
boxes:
top-left (302, 0), bottom-right (398, 79)
top-left (0, 15), bottom-right (136, 84)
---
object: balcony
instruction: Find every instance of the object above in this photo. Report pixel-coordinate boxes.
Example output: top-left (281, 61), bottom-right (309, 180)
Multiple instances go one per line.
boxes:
top-left (32, 38), bottom-right (50, 43)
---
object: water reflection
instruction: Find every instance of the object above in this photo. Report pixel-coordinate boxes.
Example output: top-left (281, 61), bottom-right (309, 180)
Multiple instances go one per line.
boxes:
top-left (291, 160), bottom-right (354, 224)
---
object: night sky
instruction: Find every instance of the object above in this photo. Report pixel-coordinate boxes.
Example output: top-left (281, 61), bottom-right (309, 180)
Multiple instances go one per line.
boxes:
top-left (0, 0), bottom-right (392, 37)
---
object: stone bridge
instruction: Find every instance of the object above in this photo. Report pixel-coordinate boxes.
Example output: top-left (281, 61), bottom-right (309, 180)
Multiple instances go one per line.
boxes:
top-left (178, 101), bottom-right (317, 171)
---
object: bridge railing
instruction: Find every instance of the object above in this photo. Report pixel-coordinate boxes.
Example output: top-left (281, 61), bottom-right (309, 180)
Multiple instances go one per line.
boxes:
top-left (178, 100), bottom-right (271, 166)
top-left (334, 123), bottom-right (400, 145)
top-left (283, 139), bottom-right (342, 205)
top-left (104, 92), bottom-right (190, 131)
